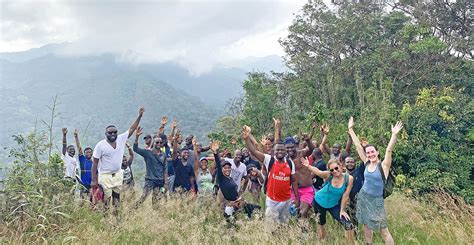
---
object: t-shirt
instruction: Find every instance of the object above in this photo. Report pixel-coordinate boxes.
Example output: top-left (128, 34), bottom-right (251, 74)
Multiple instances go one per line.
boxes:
top-left (225, 158), bottom-right (247, 191)
top-left (78, 155), bottom-right (93, 187)
top-left (92, 131), bottom-right (129, 174)
top-left (62, 153), bottom-right (77, 178)
top-left (349, 163), bottom-right (365, 199)
top-left (263, 154), bottom-right (295, 202)
top-left (123, 166), bottom-right (134, 185)
top-left (312, 159), bottom-right (327, 190)
top-left (172, 159), bottom-right (195, 191)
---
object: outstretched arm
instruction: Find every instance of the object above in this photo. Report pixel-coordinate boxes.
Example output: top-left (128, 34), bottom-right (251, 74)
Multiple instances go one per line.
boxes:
top-left (62, 128), bottom-right (68, 155)
top-left (171, 131), bottom-right (179, 161)
top-left (301, 157), bottom-right (330, 179)
top-left (74, 129), bottom-right (83, 156)
top-left (128, 107), bottom-right (145, 138)
top-left (382, 122), bottom-right (403, 174)
top-left (242, 125), bottom-right (265, 162)
top-left (347, 117), bottom-right (367, 163)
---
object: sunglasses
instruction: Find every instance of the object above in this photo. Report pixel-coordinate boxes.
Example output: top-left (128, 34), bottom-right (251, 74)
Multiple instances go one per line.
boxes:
top-left (106, 131), bottom-right (118, 135)
top-left (155, 141), bottom-right (163, 144)
top-left (329, 167), bottom-right (339, 172)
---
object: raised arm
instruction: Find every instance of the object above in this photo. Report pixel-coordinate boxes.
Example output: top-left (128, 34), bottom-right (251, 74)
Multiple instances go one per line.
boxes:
top-left (301, 157), bottom-right (330, 179)
top-left (210, 140), bottom-right (222, 178)
top-left (347, 117), bottom-right (367, 163)
top-left (300, 133), bottom-right (314, 157)
top-left (171, 129), bottom-right (179, 161)
top-left (242, 125), bottom-right (265, 162)
top-left (344, 133), bottom-right (353, 155)
top-left (192, 137), bottom-right (200, 176)
top-left (126, 141), bottom-right (134, 166)
top-left (157, 115), bottom-right (168, 136)
top-left (308, 122), bottom-right (317, 140)
top-left (382, 121), bottom-right (403, 174)
top-left (340, 175), bottom-right (354, 221)
top-left (169, 119), bottom-right (177, 140)
top-left (321, 125), bottom-right (331, 154)
top-left (132, 126), bottom-right (147, 157)
top-left (319, 131), bottom-right (328, 153)
top-left (128, 107), bottom-right (145, 138)
top-left (62, 128), bottom-right (68, 155)
top-left (74, 129), bottom-right (83, 156)
top-left (273, 118), bottom-right (281, 143)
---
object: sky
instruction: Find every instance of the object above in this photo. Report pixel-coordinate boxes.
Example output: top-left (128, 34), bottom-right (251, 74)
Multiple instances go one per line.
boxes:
top-left (0, 0), bottom-right (308, 74)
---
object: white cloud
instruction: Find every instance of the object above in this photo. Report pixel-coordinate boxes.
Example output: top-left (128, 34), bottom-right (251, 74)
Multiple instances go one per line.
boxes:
top-left (0, 0), bottom-right (306, 74)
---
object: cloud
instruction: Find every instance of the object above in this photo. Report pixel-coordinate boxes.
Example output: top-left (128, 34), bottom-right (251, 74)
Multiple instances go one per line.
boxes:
top-left (0, 0), bottom-right (306, 75)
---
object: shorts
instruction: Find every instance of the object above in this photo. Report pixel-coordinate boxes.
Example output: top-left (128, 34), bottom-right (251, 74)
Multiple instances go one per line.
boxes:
top-left (265, 197), bottom-right (291, 224)
top-left (291, 185), bottom-right (315, 206)
top-left (98, 170), bottom-right (124, 199)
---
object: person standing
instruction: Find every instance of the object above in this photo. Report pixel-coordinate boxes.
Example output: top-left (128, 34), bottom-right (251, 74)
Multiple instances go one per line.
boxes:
top-left (91, 107), bottom-right (144, 208)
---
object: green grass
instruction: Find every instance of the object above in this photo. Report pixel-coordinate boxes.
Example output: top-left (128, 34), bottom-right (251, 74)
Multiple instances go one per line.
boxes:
top-left (1, 192), bottom-right (472, 244)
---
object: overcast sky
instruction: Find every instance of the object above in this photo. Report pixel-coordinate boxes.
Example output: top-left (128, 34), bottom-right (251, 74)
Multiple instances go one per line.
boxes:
top-left (0, 0), bottom-right (308, 74)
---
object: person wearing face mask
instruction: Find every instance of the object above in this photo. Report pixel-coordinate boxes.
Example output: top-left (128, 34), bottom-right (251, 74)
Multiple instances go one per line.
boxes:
top-left (348, 116), bottom-right (403, 245)
top-left (302, 158), bottom-right (355, 244)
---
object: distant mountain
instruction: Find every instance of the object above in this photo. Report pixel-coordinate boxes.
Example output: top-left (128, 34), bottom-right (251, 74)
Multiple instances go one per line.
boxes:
top-left (0, 44), bottom-right (288, 163)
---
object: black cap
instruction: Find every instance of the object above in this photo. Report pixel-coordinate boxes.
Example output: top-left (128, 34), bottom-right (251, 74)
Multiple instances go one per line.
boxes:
top-left (143, 134), bottom-right (152, 140)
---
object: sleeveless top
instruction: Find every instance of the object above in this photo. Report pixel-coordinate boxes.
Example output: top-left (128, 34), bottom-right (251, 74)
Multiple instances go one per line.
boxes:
top-left (197, 169), bottom-right (213, 194)
top-left (315, 174), bottom-right (348, 209)
top-left (123, 166), bottom-right (134, 185)
top-left (361, 162), bottom-right (384, 197)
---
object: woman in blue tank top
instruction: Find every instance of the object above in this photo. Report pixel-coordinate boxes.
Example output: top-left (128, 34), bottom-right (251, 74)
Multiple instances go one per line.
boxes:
top-left (348, 117), bottom-right (403, 245)
top-left (302, 158), bottom-right (355, 244)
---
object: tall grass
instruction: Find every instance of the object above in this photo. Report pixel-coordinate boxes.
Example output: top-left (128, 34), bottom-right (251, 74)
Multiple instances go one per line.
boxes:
top-left (1, 190), bottom-right (472, 244)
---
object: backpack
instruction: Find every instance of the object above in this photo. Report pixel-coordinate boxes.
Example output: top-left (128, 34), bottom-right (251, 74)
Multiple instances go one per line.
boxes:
top-left (377, 162), bottom-right (395, 199)
top-left (263, 157), bottom-right (294, 194)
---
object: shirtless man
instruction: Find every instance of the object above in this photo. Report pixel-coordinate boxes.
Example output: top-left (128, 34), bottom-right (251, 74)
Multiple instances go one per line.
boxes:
top-left (285, 132), bottom-right (315, 218)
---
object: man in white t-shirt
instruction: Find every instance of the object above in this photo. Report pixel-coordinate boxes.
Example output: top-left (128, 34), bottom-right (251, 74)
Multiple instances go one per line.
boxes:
top-left (91, 107), bottom-right (144, 207)
top-left (61, 128), bottom-right (77, 182)
top-left (224, 149), bottom-right (249, 194)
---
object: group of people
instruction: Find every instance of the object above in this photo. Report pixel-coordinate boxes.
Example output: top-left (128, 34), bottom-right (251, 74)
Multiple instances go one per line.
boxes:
top-left (61, 107), bottom-right (403, 244)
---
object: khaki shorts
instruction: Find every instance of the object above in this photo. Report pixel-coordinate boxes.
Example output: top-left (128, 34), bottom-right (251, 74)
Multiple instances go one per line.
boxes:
top-left (98, 170), bottom-right (123, 199)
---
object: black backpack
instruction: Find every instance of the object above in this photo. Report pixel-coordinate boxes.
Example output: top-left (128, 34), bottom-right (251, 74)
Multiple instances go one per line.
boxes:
top-left (377, 162), bottom-right (395, 199)
top-left (263, 156), bottom-right (294, 194)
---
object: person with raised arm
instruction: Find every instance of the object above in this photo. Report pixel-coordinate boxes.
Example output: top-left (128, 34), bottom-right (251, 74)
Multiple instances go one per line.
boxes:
top-left (171, 129), bottom-right (195, 194)
top-left (302, 157), bottom-right (355, 244)
top-left (121, 141), bottom-right (135, 192)
top-left (133, 126), bottom-right (167, 207)
top-left (62, 128), bottom-right (77, 186)
top-left (348, 116), bottom-right (403, 245)
top-left (192, 137), bottom-right (214, 196)
top-left (91, 106), bottom-right (144, 208)
top-left (242, 125), bottom-right (298, 226)
top-left (211, 140), bottom-right (261, 222)
top-left (74, 129), bottom-right (93, 198)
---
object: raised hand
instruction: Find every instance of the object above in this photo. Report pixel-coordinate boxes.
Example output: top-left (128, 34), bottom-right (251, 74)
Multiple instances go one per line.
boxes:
top-left (259, 135), bottom-right (267, 146)
top-left (136, 126), bottom-right (143, 137)
top-left (171, 119), bottom-right (178, 129)
top-left (323, 124), bottom-right (330, 135)
top-left (74, 128), bottom-right (78, 137)
top-left (62, 127), bottom-right (67, 135)
top-left (192, 137), bottom-right (197, 146)
top-left (301, 133), bottom-right (310, 141)
top-left (391, 121), bottom-right (403, 135)
top-left (139, 107), bottom-right (145, 116)
top-left (300, 156), bottom-right (310, 167)
top-left (348, 116), bottom-right (355, 130)
top-left (273, 117), bottom-right (281, 127)
top-left (231, 136), bottom-right (237, 146)
top-left (210, 140), bottom-right (220, 153)
top-left (242, 125), bottom-right (251, 139)
top-left (312, 122), bottom-right (318, 130)
top-left (125, 141), bottom-right (131, 148)
top-left (161, 115), bottom-right (168, 126)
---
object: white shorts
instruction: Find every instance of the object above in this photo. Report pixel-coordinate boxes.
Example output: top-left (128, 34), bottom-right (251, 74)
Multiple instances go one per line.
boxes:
top-left (265, 197), bottom-right (291, 224)
top-left (98, 170), bottom-right (123, 199)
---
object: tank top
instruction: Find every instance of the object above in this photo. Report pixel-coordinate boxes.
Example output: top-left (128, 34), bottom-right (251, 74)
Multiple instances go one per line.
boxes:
top-left (361, 162), bottom-right (384, 197)
top-left (123, 166), bottom-right (133, 185)
top-left (197, 169), bottom-right (213, 194)
top-left (315, 174), bottom-right (348, 209)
